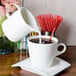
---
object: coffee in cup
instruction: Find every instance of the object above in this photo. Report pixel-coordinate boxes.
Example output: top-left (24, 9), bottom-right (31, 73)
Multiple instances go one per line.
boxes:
top-left (27, 35), bottom-right (66, 68)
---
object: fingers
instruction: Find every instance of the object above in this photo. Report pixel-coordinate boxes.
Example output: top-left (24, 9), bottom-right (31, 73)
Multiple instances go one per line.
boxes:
top-left (1, 0), bottom-right (21, 5)
top-left (5, 3), bottom-right (17, 12)
top-left (7, 0), bottom-right (21, 5)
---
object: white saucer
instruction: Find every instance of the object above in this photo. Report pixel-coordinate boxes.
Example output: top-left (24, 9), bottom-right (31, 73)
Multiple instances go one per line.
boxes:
top-left (12, 57), bottom-right (71, 76)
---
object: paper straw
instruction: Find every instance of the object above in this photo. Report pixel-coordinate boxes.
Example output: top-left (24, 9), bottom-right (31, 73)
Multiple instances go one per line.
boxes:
top-left (49, 28), bottom-right (56, 41)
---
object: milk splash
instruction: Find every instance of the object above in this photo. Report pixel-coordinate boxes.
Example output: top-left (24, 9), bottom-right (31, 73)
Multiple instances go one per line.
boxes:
top-left (38, 31), bottom-right (42, 43)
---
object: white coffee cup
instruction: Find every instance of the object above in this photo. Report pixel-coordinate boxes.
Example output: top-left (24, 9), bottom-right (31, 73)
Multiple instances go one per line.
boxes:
top-left (2, 4), bottom-right (39, 42)
top-left (27, 35), bottom-right (66, 68)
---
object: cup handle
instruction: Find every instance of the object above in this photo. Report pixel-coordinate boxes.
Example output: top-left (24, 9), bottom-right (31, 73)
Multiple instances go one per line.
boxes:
top-left (6, 4), bottom-right (20, 18)
top-left (55, 43), bottom-right (66, 56)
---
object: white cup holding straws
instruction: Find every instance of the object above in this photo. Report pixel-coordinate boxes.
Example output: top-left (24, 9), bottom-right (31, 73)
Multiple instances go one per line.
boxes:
top-left (2, 4), bottom-right (40, 42)
top-left (27, 35), bottom-right (66, 68)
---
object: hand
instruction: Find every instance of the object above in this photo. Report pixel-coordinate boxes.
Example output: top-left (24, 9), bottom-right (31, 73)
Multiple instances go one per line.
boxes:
top-left (5, 3), bottom-right (17, 12)
top-left (1, 0), bottom-right (21, 13)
